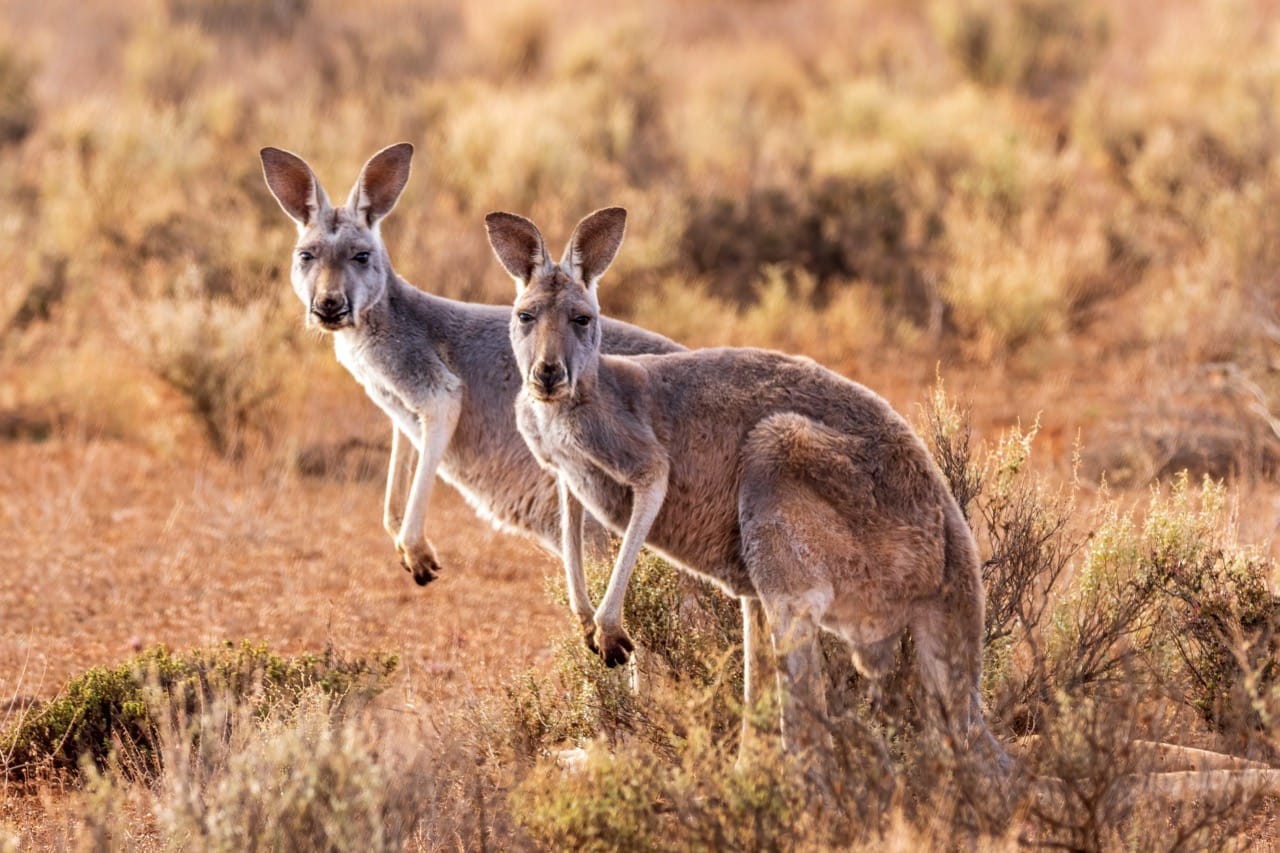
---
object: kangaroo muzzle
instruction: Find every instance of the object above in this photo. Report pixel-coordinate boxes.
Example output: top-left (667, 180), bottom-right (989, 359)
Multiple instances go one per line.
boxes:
top-left (530, 360), bottom-right (568, 400)
top-left (311, 292), bottom-right (351, 329)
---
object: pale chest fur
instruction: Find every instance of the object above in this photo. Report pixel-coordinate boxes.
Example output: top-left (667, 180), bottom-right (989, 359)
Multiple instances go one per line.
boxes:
top-left (519, 398), bottom-right (635, 533)
top-left (521, 399), bottom-right (588, 477)
top-left (333, 332), bottom-right (423, 446)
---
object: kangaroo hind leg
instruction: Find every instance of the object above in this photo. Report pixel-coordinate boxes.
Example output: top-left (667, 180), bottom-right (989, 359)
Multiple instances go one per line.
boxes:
top-left (738, 425), bottom-right (846, 757)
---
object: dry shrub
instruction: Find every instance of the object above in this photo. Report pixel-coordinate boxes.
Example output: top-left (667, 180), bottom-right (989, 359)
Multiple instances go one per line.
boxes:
top-left (428, 83), bottom-right (623, 221)
top-left (126, 276), bottom-right (291, 457)
top-left (677, 174), bottom-right (919, 310)
top-left (626, 268), bottom-right (888, 372)
top-left (940, 198), bottom-right (1111, 360)
top-left (513, 727), bottom-right (807, 853)
top-left (122, 17), bottom-right (215, 108)
top-left (55, 673), bottom-right (525, 850)
top-left (73, 685), bottom-right (446, 852)
top-left (1074, 7), bottom-right (1279, 233)
top-left (552, 17), bottom-right (671, 182)
top-left (932, 0), bottom-right (1109, 100)
top-left (0, 36), bottom-right (36, 147)
top-left (673, 38), bottom-right (814, 185)
top-left (425, 17), bottom-right (667, 229)
top-left (147, 693), bottom-right (406, 852)
top-left (1022, 694), bottom-right (1264, 851)
top-left (166, 0), bottom-right (310, 40)
top-left (464, 0), bottom-right (551, 80)
top-left (9, 339), bottom-right (172, 446)
top-left (917, 381), bottom-right (1081, 737)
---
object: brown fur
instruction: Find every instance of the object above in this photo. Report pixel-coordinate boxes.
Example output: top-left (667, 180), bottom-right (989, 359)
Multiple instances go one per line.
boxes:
top-left (487, 207), bottom-right (1005, 766)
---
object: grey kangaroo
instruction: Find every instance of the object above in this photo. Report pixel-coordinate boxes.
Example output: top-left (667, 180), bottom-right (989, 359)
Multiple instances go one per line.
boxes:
top-left (260, 144), bottom-right (679, 584)
top-left (487, 206), bottom-right (1004, 763)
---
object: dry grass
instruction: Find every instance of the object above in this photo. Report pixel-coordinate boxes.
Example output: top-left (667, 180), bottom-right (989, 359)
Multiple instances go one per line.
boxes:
top-left (4, 0), bottom-right (1280, 847)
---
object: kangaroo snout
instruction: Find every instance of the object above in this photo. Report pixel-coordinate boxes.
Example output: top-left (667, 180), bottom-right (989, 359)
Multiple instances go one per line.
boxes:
top-left (530, 360), bottom-right (568, 399)
top-left (310, 293), bottom-right (351, 328)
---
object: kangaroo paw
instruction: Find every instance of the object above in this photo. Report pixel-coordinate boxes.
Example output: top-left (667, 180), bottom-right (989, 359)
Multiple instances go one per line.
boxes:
top-left (594, 627), bottom-right (635, 668)
top-left (398, 541), bottom-right (442, 586)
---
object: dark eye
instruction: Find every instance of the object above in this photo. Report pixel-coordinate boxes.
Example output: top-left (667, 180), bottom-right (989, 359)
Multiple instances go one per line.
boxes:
top-left (573, 315), bottom-right (592, 327)
top-left (353, 251), bottom-right (371, 265)
top-left (517, 311), bottom-right (535, 324)
top-left (297, 250), bottom-right (314, 263)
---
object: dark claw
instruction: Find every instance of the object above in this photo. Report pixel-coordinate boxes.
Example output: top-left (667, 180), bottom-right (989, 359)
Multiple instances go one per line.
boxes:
top-left (599, 632), bottom-right (635, 668)
top-left (401, 553), bottom-right (440, 586)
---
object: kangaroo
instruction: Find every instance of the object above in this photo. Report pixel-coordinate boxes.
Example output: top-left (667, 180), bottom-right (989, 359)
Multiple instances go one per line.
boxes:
top-left (260, 144), bottom-right (680, 585)
top-left (486, 206), bottom-right (1004, 762)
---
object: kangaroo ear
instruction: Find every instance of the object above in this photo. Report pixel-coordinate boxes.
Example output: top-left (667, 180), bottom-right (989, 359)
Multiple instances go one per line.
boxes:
top-left (562, 207), bottom-right (626, 289)
top-left (261, 147), bottom-right (331, 228)
top-left (347, 142), bottom-right (414, 228)
top-left (485, 211), bottom-right (551, 291)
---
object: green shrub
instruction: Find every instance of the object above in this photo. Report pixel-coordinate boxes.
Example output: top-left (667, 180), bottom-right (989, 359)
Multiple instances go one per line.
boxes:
top-left (0, 642), bottom-right (396, 782)
top-left (1138, 475), bottom-right (1280, 732)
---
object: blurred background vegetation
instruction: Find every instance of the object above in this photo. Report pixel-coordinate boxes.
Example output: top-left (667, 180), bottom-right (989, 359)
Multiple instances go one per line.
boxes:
top-left (0, 0), bottom-right (1277, 484)
top-left (6, 0), bottom-right (1280, 847)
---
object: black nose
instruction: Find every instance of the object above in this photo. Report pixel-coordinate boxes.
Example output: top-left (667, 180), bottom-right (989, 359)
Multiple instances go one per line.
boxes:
top-left (533, 361), bottom-right (565, 390)
top-left (312, 294), bottom-right (349, 322)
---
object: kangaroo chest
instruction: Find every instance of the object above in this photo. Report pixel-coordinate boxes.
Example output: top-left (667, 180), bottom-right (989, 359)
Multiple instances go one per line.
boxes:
top-left (337, 332), bottom-right (561, 544)
top-left (535, 422), bottom-right (635, 532)
top-left (334, 335), bottom-right (423, 442)
top-left (527, 404), bottom-right (754, 595)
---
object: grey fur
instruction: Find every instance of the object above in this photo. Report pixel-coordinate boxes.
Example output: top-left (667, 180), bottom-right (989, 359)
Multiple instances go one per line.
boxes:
top-left (260, 145), bottom-right (680, 585)
top-left (488, 207), bottom-right (1004, 764)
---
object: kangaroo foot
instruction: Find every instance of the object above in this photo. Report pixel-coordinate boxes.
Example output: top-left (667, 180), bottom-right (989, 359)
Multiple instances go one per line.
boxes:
top-left (398, 541), bottom-right (441, 586)
top-left (593, 626), bottom-right (635, 668)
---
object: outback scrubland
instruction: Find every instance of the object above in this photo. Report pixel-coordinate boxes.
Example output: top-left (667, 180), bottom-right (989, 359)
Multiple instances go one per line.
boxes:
top-left (4, 0), bottom-right (1280, 848)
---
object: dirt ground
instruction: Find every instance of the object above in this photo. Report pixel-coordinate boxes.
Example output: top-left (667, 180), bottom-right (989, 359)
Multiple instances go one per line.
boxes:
top-left (0, 434), bottom-right (568, 716)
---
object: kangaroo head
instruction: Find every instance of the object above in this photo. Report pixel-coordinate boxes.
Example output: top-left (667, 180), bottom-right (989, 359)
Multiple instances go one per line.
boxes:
top-left (486, 207), bottom-right (626, 403)
top-left (260, 143), bottom-right (413, 332)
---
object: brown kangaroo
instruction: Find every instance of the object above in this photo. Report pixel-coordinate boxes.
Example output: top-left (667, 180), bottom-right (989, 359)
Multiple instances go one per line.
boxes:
top-left (486, 206), bottom-right (1005, 765)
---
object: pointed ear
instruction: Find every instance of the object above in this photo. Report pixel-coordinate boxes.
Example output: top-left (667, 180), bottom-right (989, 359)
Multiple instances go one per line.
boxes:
top-left (261, 147), bottom-right (331, 227)
top-left (485, 211), bottom-right (551, 290)
top-left (346, 142), bottom-right (414, 228)
top-left (562, 207), bottom-right (626, 289)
